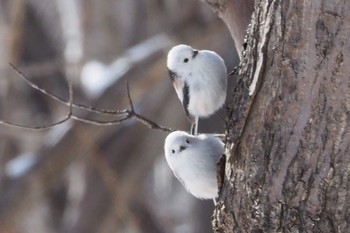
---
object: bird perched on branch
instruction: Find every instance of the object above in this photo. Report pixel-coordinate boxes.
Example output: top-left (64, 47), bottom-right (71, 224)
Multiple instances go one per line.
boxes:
top-left (167, 44), bottom-right (227, 135)
top-left (164, 131), bottom-right (224, 201)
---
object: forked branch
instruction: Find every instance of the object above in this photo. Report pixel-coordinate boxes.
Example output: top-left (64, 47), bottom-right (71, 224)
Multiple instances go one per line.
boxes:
top-left (1, 64), bottom-right (173, 133)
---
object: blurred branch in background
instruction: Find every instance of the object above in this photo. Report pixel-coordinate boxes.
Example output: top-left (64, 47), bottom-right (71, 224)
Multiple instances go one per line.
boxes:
top-left (0, 0), bottom-right (238, 233)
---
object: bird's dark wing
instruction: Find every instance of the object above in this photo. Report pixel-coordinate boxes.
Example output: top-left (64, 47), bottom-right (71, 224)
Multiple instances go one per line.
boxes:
top-left (182, 81), bottom-right (191, 120)
top-left (168, 69), bottom-right (177, 81)
top-left (168, 70), bottom-right (192, 121)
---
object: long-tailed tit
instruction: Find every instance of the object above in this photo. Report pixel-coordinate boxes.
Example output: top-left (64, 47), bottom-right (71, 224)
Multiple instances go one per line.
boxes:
top-left (164, 131), bottom-right (224, 201)
top-left (167, 44), bottom-right (227, 135)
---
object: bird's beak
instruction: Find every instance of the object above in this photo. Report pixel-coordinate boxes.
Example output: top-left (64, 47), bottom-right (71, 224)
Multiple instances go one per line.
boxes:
top-left (179, 146), bottom-right (186, 152)
top-left (192, 50), bottom-right (198, 58)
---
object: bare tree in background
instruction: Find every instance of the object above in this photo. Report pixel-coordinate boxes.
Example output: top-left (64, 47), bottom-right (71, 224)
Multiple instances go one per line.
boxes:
top-left (205, 0), bottom-right (350, 232)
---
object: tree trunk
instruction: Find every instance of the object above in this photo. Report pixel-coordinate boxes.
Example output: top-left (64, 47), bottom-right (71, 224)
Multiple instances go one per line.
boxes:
top-left (212, 0), bottom-right (350, 232)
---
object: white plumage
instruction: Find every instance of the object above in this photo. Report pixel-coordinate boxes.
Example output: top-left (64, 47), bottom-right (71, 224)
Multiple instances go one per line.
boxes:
top-left (167, 44), bottom-right (227, 135)
top-left (164, 131), bottom-right (224, 200)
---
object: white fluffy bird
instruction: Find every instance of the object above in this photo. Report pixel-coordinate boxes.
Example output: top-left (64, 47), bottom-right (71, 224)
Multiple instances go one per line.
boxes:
top-left (167, 44), bottom-right (227, 135)
top-left (164, 131), bottom-right (224, 200)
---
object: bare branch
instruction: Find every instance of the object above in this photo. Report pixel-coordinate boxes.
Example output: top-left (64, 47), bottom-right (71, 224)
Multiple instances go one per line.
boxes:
top-left (71, 115), bottom-right (130, 126)
top-left (3, 64), bottom-right (174, 133)
top-left (133, 113), bottom-right (173, 132)
top-left (9, 63), bottom-right (127, 116)
top-left (126, 81), bottom-right (174, 132)
top-left (126, 81), bottom-right (134, 113)
top-left (0, 115), bottom-right (71, 130)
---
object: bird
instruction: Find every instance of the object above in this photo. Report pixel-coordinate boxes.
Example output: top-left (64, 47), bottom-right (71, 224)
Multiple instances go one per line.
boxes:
top-left (164, 131), bottom-right (224, 201)
top-left (167, 44), bottom-right (227, 135)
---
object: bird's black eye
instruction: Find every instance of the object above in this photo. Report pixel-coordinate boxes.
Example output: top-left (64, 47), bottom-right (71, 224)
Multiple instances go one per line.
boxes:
top-left (186, 139), bottom-right (190, 144)
top-left (172, 149), bottom-right (175, 154)
top-left (183, 58), bottom-right (189, 63)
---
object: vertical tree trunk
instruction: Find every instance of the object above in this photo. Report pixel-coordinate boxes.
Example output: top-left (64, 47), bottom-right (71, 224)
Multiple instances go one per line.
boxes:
top-left (212, 0), bottom-right (350, 232)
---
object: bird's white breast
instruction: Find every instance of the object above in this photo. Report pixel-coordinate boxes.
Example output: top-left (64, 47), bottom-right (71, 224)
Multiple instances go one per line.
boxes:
top-left (169, 137), bottom-right (223, 199)
top-left (186, 52), bottom-right (227, 117)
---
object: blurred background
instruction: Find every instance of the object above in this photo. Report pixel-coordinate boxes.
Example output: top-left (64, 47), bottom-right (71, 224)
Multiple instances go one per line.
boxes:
top-left (0, 0), bottom-right (238, 232)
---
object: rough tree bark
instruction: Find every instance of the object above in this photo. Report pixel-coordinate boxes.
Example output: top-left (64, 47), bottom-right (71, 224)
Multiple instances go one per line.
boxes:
top-left (206, 0), bottom-right (350, 232)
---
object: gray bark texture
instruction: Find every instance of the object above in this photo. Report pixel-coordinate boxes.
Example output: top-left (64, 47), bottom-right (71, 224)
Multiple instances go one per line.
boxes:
top-left (209, 0), bottom-right (350, 232)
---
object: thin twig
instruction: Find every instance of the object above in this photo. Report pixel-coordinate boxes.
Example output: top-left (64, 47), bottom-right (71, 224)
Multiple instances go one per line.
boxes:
top-left (71, 115), bottom-right (131, 126)
top-left (133, 113), bottom-right (173, 132)
top-left (0, 115), bottom-right (71, 130)
top-left (9, 63), bottom-right (127, 116)
top-left (2, 64), bottom-right (174, 133)
top-left (126, 81), bottom-right (173, 132)
top-left (126, 81), bottom-right (134, 112)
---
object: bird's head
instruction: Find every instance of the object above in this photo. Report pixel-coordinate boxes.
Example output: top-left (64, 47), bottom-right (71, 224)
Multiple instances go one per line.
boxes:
top-left (167, 44), bottom-right (199, 80)
top-left (164, 131), bottom-right (195, 157)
